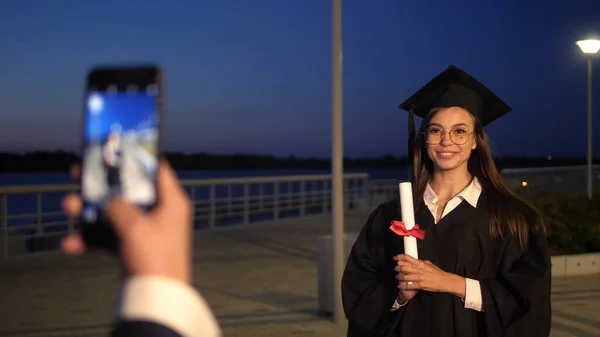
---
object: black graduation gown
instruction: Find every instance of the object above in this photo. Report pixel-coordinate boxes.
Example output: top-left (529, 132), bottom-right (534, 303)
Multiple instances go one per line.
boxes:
top-left (341, 190), bottom-right (552, 337)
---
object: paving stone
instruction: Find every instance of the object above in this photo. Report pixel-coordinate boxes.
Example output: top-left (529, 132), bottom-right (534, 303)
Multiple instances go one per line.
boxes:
top-left (0, 212), bottom-right (599, 337)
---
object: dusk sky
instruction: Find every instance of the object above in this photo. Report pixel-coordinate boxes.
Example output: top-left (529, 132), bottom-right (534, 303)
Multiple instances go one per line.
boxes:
top-left (1, 0), bottom-right (600, 157)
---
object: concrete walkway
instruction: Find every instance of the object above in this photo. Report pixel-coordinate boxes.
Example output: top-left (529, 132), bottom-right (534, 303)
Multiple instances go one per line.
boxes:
top-left (1, 213), bottom-right (599, 337)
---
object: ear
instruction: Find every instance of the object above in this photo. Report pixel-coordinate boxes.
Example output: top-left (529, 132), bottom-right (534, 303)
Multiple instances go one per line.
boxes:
top-left (472, 142), bottom-right (477, 150)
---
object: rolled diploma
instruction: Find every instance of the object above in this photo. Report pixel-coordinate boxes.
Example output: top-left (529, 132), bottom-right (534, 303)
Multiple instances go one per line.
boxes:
top-left (399, 182), bottom-right (419, 260)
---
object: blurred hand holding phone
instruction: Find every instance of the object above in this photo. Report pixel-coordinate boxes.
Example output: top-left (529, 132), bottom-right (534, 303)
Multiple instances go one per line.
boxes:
top-left (80, 65), bottom-right (163, 251)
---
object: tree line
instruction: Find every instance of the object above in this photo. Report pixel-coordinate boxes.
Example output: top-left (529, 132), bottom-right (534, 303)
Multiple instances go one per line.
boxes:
top-left (0, 151), bottom-right (596, 173)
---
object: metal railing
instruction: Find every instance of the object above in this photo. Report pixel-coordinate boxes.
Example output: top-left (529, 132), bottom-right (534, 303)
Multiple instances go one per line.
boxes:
top-left (2, 164), bottom-right (597, 260)
top-left (501, 165), bottom-right (600, 194)
top-left (365, 165), bottom-right (600, 196)
top-left (0, 173), bottom-right (371, 259)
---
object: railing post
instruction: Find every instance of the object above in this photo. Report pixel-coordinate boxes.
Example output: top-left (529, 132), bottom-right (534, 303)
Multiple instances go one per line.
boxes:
top-left (287, 182), bottom-right (292, 213)
top-left (324, 179), bottom-right (330, 212)
top-left (273, 183), bottom-right (279, 220)
top-left (259, 184), bottom-right (264, 211)
top-left (209, 185), bottom-right (216, 229)
top-left (362, 176), bottom-right (369, 210)
top-left (2, 193), bottom-right (8, 260)
top-left (243, 183), bottom-right (249, 225)
top-left (322, 180), bottom-right (328, 213)
top-left (366, 180), bottom-right (372, 208)
top-left (189, 186), bottom-right (197, 228)
top-left (36, 193), bottom-right (43, 236)
top-left (67, 216), bottom-right (74, 234)
top-left (227, 184), bottom-right (232, 217)
top-left (344, 178), bottom-right (349, 211)
top-left (299, 181), bottom-right (305, 216)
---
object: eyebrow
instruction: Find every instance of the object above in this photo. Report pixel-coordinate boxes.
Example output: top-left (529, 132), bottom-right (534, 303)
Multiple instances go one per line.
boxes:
top-left (428, 122), bottom-right (470, 128)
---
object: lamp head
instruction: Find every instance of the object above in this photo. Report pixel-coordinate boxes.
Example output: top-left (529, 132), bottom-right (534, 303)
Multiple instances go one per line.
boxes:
top-left (576, 39), bottom-right (600, 54)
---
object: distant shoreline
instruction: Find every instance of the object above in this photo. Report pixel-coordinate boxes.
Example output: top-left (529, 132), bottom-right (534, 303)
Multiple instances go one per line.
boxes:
top-left (0, 151), bottom-right (597, 173)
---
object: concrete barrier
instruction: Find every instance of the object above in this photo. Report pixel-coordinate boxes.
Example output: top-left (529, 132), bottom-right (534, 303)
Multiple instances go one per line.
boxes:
top-left (552, 252), bottom-right (600, 277)
top-left (316, 233), bottom-right (359, 314)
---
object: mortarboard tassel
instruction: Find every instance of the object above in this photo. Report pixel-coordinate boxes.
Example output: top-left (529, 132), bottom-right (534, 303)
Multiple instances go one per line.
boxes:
top-left (407, 105), bottom-right (416, 182)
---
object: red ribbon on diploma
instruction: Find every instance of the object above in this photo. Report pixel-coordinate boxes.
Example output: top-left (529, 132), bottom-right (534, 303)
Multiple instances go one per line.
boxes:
top-left (389, 221), bottom-right (425, 240)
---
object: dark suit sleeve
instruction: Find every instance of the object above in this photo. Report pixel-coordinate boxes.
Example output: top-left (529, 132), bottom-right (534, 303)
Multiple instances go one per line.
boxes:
top-left (112, 320), bottom-right (182, 337)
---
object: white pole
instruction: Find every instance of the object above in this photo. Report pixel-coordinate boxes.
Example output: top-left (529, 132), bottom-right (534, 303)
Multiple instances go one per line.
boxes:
top-left (331, 0), bottom-right (345, 326)
top-left (587, 56), bottom-right (593, 200)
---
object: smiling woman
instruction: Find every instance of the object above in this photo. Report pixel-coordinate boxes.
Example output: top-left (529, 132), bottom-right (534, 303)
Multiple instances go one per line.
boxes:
top-left (341, 65), bottom-right (552, 337)
top-left (422, 107), bottom-right (476, 172)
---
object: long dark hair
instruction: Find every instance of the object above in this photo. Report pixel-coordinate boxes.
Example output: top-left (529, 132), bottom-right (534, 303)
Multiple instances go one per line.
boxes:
top-left (411, 108), bottom-right (546, 249)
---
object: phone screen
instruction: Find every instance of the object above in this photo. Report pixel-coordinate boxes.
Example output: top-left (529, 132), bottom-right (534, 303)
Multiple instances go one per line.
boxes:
top-left (81, 84), bottom-right (160, 224)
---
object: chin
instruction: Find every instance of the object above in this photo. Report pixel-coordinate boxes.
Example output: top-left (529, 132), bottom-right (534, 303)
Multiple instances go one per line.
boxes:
top-left (431, 155), bottom-right (466, 171)
top-left (434, 162), bottom-right (458, 171)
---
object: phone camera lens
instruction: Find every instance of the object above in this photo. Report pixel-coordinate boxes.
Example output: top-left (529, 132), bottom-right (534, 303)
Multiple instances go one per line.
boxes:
top-left (147, 84), bottom-right (158, 95)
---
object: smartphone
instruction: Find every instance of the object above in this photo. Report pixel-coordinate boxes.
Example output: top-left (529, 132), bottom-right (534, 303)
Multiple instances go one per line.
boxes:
top-left (79, 65), bottom-right (163, 250)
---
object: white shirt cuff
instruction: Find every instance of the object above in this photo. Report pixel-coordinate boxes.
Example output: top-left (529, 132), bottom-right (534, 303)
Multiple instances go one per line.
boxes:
top-left (118, 275), bottom-right (222, 337)
top-left (463, 278), bottom-right (484, 312)
top-left (390, 298), bottom-right (408, 311)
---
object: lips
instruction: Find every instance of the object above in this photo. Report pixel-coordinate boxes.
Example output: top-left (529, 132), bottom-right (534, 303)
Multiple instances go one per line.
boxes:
top-left (436, 151), bottom-right (459, 159)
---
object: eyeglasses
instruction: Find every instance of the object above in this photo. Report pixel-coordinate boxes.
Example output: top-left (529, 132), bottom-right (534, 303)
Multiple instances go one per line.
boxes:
top-left (423, 127), bottom-right (473, 145)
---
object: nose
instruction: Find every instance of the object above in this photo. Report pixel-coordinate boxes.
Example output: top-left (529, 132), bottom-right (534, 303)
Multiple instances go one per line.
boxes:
top-left (440, 131), bottom-right (453, 146)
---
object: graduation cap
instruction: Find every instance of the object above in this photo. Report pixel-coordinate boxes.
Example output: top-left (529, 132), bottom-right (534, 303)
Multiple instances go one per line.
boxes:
top-left (398, 65), bottom-right (512, 175)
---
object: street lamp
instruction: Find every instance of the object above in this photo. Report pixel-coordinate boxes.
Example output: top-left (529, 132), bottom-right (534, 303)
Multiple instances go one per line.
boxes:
top-left (576, 39), bottom-right (600, 200)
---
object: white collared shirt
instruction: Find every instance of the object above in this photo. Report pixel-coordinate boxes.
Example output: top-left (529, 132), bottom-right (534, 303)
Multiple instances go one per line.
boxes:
top-left (119, 276), bottom-right (222, 337)
top-left (391, 177), bottom-right (484, 312)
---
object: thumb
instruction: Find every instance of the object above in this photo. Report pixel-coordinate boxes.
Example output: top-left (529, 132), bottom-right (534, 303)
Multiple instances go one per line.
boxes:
top-left (106, 198), bottom-right (145, 235)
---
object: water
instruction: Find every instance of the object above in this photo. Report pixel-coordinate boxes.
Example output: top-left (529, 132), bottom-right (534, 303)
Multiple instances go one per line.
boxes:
top-left (0, 167), bottom-right (407, 186)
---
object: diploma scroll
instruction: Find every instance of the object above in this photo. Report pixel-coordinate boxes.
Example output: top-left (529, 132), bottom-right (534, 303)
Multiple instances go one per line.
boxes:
top-left (399, 182), bottom-right (419, 286)
top-left (399, 182), bottom-right (419, 260)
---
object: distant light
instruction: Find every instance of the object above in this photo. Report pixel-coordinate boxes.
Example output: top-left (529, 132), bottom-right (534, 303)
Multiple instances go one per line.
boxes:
top-left (107, 85), bottom-right (118, 95)
top-left (88, 94), bottom-right (103, 114)
top-left (576, 40), bottom-right (600, 54)
top-left (547, 156), bottom-right (552, 161)
top-left (522, 181), bottom-right (528, 187)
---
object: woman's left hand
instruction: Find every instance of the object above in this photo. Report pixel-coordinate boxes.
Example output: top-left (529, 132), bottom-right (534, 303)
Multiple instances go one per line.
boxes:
top-left (394, 254), bottom-right (452, 293)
